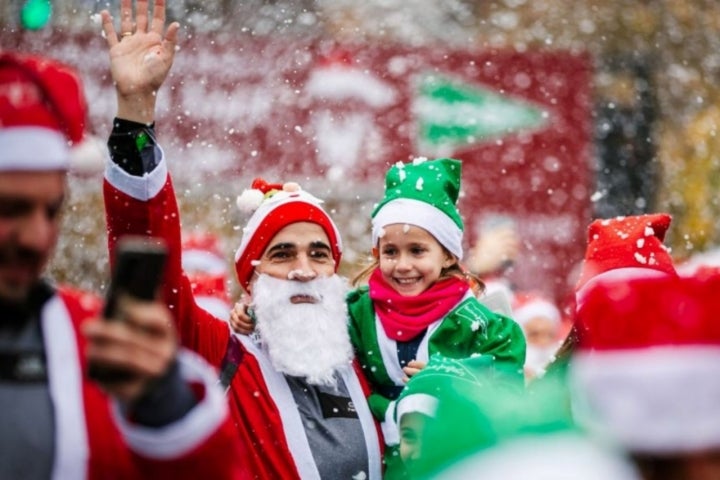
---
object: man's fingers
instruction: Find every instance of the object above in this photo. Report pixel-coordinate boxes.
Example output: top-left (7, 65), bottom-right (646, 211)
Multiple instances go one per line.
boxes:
top-left (84, 320), bottom-right (175, 377)
top-left (119, 0), bottom-right (134, 35)
top-left (164, 21), bottom-right (180, 48)
top-left (101, 10), bottom-right (119, 48)
top-left (150, 0), bottom-right (168, 35)
top-left (134, 0), bottom-right (149, 32)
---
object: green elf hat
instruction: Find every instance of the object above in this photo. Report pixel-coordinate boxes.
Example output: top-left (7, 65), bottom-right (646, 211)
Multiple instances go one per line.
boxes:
top-left (372, 157), bottom-right (464, 260)
top-left (394, 354), bottom-right (497, 424)
top-left (414, 375), bottom-right (640, 480)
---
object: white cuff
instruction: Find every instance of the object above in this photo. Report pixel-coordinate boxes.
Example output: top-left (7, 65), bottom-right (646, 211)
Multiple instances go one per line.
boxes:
top-left (112, 349), bottom-right (229, 459)
top-left (104, 145), bottom-right (167, 201)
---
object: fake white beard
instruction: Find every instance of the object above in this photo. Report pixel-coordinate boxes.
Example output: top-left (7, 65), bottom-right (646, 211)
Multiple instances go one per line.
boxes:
top-left (524, 343), bottom-right (559, 378)
top-left (252, 273), bottom-right (354, 387)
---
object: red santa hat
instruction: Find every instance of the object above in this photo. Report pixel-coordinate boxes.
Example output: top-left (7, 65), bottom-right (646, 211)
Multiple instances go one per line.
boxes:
top-left (234, 178), bottom-right (342, 291)
top-left (182, 231), bottom-right (231, 318)
top-left (575, 213), bottom-right (677, 306)
top-left (571, 274), bottom-right (720, 454)
top-left (0, 51), bottom-right (86, 171)
top-left (182, 231), bottom-right (228, 277)
top-left (511, 291), bottom-right (561, 327)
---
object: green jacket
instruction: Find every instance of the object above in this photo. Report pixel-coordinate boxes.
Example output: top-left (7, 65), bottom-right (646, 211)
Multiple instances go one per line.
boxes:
top-left (347, 286), bottom-right (527, 423)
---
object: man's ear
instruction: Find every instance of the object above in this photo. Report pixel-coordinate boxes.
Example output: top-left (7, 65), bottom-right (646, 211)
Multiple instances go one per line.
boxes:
top-left (372, 247), bottom-right (379, 259)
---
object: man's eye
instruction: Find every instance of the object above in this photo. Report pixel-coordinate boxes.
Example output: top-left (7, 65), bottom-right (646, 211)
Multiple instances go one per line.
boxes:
top-left (269, 251), bottom-right (291, 260)
top-left (382, 248), bottom-right (397, 256)
top-left (310, 250), bottom-right (330, 259)
top-left (0, 200), bottom-right (31, 218)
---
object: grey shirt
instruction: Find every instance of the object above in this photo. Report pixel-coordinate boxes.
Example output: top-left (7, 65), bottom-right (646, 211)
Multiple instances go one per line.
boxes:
top-left (286, 373), bottom-right (369, 480)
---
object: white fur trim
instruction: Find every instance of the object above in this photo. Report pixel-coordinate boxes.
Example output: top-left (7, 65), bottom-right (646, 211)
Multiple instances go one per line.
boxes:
top-left (0, 127), bottom-right (69, 171)
top-left (575, 268), bottom-right (670, 309)
top-left (43, 295), bottom-right (88, 480)
top-left (238, 335), bottom-right (321, 479)
top-left (195, 296), bottom-right (231, 320)
top-left (513, 299), bottom-right (560, 326)
top-left (372, 198), bottom-right (463, 260)
top-left (112, 349), bottom-right (229, 459)
top-left (438, 433), bottom-right (640, 480)
top-left (571, 347), bottom-right (720, 453)
top-left (396, 393), bottom-right (439, 422)
top-left (381, 400), bottom-right (399, 446)
top-left (342, 359), bottom-right (383, 480)
top-left (104, 145), bottom-right (167, 201)
top-left (182, 250), bottom-right (228, 276)
top-left (234, 190), bottom-right (343, 263)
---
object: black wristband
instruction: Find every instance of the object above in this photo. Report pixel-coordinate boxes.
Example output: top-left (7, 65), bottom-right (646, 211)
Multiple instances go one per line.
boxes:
top-left (127, 359), bottom-right (199, 428)
top-left (108, 118), bottom-right (160, 176)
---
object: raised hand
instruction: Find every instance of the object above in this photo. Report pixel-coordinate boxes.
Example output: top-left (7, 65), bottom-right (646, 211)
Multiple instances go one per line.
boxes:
top-left (101, 0), bottom-right (180, 123)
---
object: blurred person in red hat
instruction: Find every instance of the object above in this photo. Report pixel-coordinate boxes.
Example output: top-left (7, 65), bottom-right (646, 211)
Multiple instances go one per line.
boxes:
top-left (570, 273), bottom-right (720, 480)
top-left (181, 231), bottom-right (232, 320)
top-left (0, 49), bottom-right (244, 478)
top-left (546, 213), bottom-right (679, 376)
top-left (511, 291), bottom-right (563, 381)
top-left (98, 0), bottom-right (383, 478)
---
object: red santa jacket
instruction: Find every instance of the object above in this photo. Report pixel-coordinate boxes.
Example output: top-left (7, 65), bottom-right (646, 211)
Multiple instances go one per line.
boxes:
top-left (42, 287), bottom-right (246, 479)
top-left (104, 155), bottom-right (383, 480)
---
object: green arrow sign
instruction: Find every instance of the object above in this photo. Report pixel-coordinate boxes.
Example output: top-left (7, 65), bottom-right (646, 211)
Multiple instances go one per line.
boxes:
top-left (413, 73), bottom-right (548, 154)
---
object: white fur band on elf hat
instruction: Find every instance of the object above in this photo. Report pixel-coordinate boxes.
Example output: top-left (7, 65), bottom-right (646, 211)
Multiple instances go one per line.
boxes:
top-left (234, 178), bottom-right (342, 292)
top-left (371, 158), bottom-right (464, 260)
top-left (0, 52), bottom-right (86, 171)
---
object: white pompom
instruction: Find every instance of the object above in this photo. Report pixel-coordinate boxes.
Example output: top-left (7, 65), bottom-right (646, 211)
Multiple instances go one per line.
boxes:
top-left (236, 189), bottom-right (265, 212)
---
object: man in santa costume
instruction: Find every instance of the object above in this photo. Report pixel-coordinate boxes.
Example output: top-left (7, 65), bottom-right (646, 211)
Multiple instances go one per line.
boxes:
top-left (0, 50), bottom-right (246, 479)
top-left (99, 1), bottom-right (383, 478)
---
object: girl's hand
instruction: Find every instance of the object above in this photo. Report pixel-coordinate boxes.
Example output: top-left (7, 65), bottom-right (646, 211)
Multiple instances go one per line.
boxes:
top-left (229, 300), bottom-right (255, 335)
top-left (402, 360), bottom-right (426, 383)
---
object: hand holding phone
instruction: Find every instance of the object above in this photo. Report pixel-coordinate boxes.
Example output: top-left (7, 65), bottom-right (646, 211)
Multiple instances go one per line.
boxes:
top-left (88, 236), bottom-right (168, 383)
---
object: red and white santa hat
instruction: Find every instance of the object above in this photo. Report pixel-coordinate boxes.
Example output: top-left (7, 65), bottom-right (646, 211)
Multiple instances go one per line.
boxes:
top-left (182, 231), bottom-right (231, 318)
top-left (575, 213), bottom-right (677, 307)
top-left (234, 178), bottom-right (342, 291)
top-left (511, 291), bottom-right (561, 327)
top-left (570, 274), bottom-right (720, 454)
top-left (0, 51), bottom-right (86, 171)
top-left (182, 231), bottom-right (228, 277)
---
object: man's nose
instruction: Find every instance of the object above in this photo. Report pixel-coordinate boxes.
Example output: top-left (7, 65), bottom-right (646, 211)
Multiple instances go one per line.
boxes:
top-left (288, 254), bottom-right (318, 281)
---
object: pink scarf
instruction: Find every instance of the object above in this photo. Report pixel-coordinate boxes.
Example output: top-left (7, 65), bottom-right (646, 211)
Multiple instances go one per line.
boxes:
top-left (368, 269), bottom-right (469, 341)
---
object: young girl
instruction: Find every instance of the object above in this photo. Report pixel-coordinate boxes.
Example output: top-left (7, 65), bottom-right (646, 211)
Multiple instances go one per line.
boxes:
top-left (347, 157), bottom-right (526, 478)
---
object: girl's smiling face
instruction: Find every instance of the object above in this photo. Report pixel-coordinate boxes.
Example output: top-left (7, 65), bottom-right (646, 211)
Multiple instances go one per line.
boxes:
top-left (376, 224), bottom-right (454, 297)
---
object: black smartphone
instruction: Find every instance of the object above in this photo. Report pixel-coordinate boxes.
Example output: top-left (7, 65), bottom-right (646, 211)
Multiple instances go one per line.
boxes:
top-left (88, 236), bottom-right (168, 383)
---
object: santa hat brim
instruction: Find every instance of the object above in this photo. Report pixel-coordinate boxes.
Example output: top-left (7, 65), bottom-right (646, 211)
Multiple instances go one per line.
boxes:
top-left (0, 127), bottom-right (69, 171)
top-left (571, 346), bottom-right (720, 453)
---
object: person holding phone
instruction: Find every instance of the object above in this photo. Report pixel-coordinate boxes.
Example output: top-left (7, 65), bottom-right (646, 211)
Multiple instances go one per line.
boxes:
top-left (0, 51), bottom-right (245, 479)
